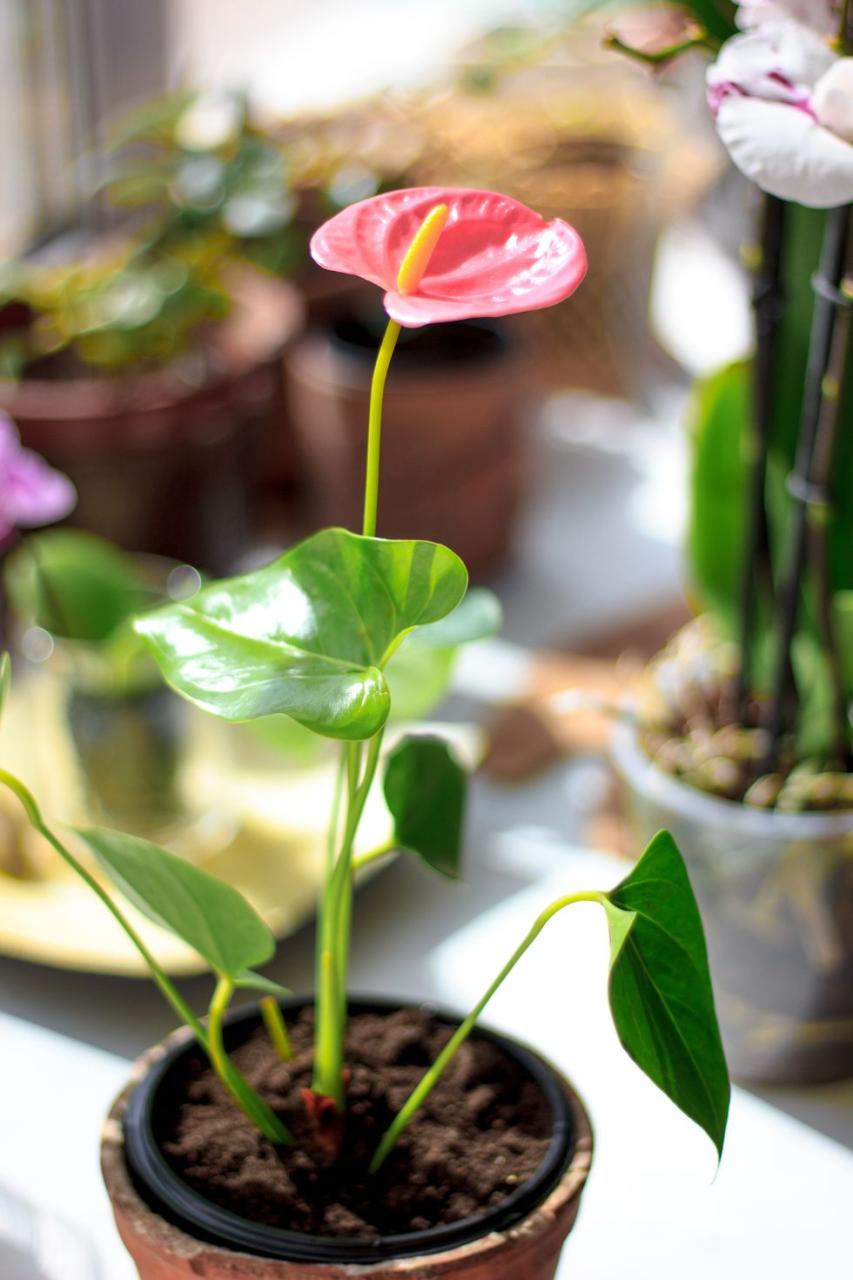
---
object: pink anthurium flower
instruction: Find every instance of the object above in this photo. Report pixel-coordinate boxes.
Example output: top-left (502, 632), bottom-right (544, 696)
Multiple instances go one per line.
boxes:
top-left (736, 0), bottom-right (839, 35)
top-left (309, 187), bottom-right (587, 327)
top-left (708, 22), bottom-right (853, 207)
top-left (0, 413), bottom-right (76, 543)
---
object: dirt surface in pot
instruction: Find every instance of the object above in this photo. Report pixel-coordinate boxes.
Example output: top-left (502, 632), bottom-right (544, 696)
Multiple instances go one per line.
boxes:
top-left (637, 621), bottom-right (852, 812)
top-left (159, 1008), bottom-right (553, 1238)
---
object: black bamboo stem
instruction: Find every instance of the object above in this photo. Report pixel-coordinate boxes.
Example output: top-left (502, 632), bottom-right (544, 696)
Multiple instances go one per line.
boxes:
top-left (763, 204), bottom-right (851, 773)
top-left (810, 256), bottom-right (852, 769)
top-left (735, 194), bottom-right (786, 723)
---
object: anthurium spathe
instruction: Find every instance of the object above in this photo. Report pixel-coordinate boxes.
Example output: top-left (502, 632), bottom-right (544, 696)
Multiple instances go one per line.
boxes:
top-left (707, 21), bottom-right (853, 206)
top-left (309, 187), bottom-right (587, 327)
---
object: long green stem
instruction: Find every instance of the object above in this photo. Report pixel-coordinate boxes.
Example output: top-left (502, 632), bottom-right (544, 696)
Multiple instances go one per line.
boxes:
top-left (352, 839), bottom-right (396, 873)
top-left (261, 996), bottom-right (293, 1062)
top-left (0, 769), bottom-right (291, 1145)
top-left (312, 731), bottom-right (384, 1105)
top-left (370, 890), bottom-right (605, 1173)
top-left (362, 319), bottom-right (401, 538)
top-left (0, 769), bottom-right (207, 1043)
top-left (208, 977), bottom-right (292, 1143)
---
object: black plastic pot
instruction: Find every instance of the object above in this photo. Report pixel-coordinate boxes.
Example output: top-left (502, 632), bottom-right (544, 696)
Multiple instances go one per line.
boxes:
top-left (119, 998), bottom-right (583, 1267)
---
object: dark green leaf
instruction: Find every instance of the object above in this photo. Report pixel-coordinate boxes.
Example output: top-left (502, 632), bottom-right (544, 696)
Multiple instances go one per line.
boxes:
top-left (76, 826), bottom-right (275, 976)
top-left (135, 529), bottom-right (468, 740)
top-left (383, 735), bottom-right (467, 879)
top-left (602, 830), bottom-right (730, 1159)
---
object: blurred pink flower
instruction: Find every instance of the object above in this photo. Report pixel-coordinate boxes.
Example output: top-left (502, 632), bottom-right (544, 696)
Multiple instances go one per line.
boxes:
top-left (0, 414), bottom-right (76, 542)
top-left (309, 187), bottom-right (587, 327)
top-left (708, 23), bottom-right (853, 206)
top-left (736, 1), bottom-right (839, 36)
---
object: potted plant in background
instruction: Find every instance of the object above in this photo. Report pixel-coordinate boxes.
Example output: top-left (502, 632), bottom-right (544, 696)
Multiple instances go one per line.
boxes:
top-left (595, 0), bottom-right (853, 1083)
top-left (2, 526), bottom-right (209, 850)
top-left (0, 188), bottom-right (729, 1278)
top-left (0, 88), bottom-right (304, 574)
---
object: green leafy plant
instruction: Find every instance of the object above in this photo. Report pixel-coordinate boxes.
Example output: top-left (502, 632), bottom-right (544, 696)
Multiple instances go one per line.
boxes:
top-left (601, 3), bottom-right (852, 808)
top-left (0, 189), bottom-right (730, 1183)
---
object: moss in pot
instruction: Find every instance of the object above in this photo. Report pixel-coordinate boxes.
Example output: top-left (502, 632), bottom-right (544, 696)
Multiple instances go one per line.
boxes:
top-left (0, 189), bottom-right (729, 1277)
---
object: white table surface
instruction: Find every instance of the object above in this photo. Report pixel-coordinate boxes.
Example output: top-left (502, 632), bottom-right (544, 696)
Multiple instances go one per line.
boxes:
top-left (2, 842), bottom-right (852, 1278)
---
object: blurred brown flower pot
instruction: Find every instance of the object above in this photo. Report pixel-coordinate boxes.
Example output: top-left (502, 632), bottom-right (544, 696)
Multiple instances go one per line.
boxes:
top-left (284, 314), bottom-right (531, 575)
top-left (101, 1000), bottom-right (593, 1280)
top-left (1, 272), bottom-right (303, 574)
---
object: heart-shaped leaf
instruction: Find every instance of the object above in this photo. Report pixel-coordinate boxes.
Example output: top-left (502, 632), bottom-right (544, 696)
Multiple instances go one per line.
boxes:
top-left (602, 830), bottom-right (731, 1159)
top-left (135, 529), bottom-right (468, 740)
top-left (76, 826), bottom-right (275, 977)
top-left (383, 735), bottom-right (467, 879)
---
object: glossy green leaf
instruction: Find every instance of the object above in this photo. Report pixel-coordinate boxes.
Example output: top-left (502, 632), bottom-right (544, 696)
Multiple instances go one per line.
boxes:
top-left (135, 529), bottom-right (468, 740)
top-left (4, 530), bottom-right (147, 642)
top-left (76, 826), bottom-right (275, 977)
top-left (602, 830), bottom-right (730, 1159)
top-left (383, 735), bottom-right (467, 879)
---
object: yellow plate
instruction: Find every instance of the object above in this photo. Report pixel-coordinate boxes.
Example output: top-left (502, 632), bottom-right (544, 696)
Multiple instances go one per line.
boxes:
top-left (0, 671), bottom-right (478, 976)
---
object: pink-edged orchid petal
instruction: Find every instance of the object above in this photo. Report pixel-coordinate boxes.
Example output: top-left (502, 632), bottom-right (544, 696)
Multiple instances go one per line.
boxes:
top-left (814, 58), bottom-right (853, 143)
top-left (0, 413), bottom-right (76, 541)
top-left (736, 0), bottom-right (838, 36)
top-left (717, 94), bottom-right (853, 205)
top-left (309, 187), bottom-right (587, 328)
top-left (708, 23), bottom-right (853, 208)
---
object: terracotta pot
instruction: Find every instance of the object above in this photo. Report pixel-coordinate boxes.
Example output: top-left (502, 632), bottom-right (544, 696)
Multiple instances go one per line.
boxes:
top-left (612, 722), bottom-right (853, 1084)
top-left (284, 316), bottom-right (531, 575)
top-left (1, 272), bottom-right (304, 574)
top-left (102, 1000), bottom-right (593, 1279)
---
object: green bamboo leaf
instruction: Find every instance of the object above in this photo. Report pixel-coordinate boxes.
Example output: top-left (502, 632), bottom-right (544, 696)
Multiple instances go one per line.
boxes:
top-left (602, 831), bottom-right (730, 1159)
top-left (686, 361), bottom-right (750, 631)
top-left (135, 529), bottom-right (468, 740)
top-left (76, 826), bottom-right (275, 977)
top-left (383, 735), bottom-right (467, 879)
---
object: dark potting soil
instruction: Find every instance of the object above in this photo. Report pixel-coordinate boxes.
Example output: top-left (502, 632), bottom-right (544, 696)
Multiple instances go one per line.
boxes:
top-left (159, 1007), bottom-right (552, 1238)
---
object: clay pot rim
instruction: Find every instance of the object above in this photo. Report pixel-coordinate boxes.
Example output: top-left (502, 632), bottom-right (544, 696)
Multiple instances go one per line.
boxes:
top-left (612, 720), bottom-right (853, 836)
top-left (104, 996), bottom-right (593, 1269)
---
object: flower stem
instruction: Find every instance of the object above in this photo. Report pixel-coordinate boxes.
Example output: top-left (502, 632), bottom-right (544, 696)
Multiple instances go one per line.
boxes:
top-left (369, 890), bottom-right (605, 1173)
top-left (312, 732), bottom-right (384, 1106)
top-left (736, 194), bottom-right (786, 727)
top-left (362, 319), bottom-right (401, 538)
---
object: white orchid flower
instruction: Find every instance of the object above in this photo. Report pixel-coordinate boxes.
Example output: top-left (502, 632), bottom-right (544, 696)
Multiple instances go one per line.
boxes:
top-left (707, 23), bottom-right (853, 207)
top-left (736, 1), bottom-right (839, 36)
